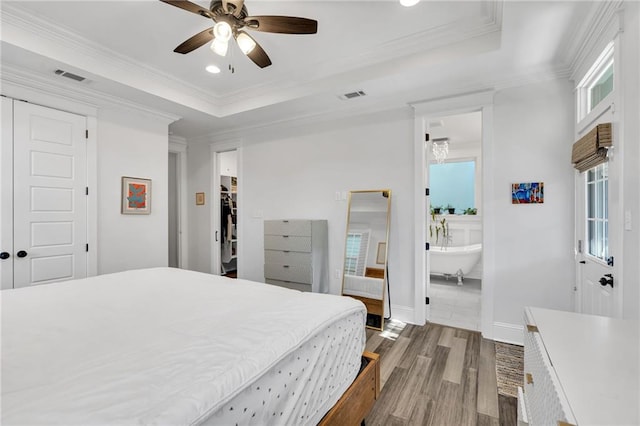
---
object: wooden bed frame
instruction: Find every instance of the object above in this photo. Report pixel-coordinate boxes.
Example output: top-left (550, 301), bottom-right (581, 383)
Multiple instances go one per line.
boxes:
top-left (319, 351), bottom-right (380, 426)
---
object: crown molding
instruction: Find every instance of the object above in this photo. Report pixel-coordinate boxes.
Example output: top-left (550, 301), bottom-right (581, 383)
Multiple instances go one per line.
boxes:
top-left (567, 0), bottom-right (624, 82)
top-left (1, 64), bottom-right (181, 123)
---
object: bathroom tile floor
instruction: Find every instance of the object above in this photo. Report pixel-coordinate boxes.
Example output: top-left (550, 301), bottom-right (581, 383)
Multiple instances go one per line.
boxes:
top-left (428, 275), bottom-right (481, 331)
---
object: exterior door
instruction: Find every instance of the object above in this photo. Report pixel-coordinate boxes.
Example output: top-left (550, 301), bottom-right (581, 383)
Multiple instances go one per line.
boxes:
top-left (10, 100), bottom-right (88, 288)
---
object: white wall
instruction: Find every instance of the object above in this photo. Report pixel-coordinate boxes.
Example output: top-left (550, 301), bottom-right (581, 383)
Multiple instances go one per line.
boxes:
top-left (187, 142), bottom-right (214, 273)
top-left (490, 79), bottom-right (576, 328)
top-left (96, 107), bottom-right (170, 274)
top-left (187, 109), bottom-right (416, 309)
top-left (621, 1), bottom-right (640, 320)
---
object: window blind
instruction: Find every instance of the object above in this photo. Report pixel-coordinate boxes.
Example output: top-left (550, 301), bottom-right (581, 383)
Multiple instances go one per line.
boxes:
top-left (571, 123), bottom-right (612, 172)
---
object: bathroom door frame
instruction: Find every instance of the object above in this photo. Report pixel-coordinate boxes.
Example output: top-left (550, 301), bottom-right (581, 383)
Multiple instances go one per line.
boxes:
top-left (412, 91), bottom-right (496, 339)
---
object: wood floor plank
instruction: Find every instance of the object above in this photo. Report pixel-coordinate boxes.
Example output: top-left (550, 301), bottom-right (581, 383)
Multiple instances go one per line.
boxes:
top-left (428, 380), bottom-right (463, 426)
top-left (437, 327), bottom-right (455, 347)
top-left (477, 338), bottom-right (500, 418)
top-left (398, 324), bottom-right (429, 369)
top-left (442, 336), bottom-right (467, 384)
top-left (366, 365), bottom-right (409, 426)
top-left (408, 394), bottom-right (434, 425)
top-left (420, 344), bottom-right (449, 400)
top-left (380, 336), bottom-right (411, 388)
top-left (365, 331), bottom-right (384, 353)
top-left (477, 413), bottom-right (500, 426)
top-left (419, 323), bottom-right (443, 357)
top-left (464, 330), bottom-right (481, 371)
top-left (461, 367), bottom-right (479, 426)
top-left (391, 355), bottom-right (432, 420)
top-left (498, 394), bottom-right (518, 426)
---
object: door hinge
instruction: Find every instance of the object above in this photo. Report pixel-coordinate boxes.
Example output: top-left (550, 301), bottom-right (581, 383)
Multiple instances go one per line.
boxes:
top-left (85, 187), bottom-right (89, 195)
top-left (425, 133), bottom-right (430, 142)
top-left (577, 239), bottom-right (582, 254)
top-left (85, 129), bottom-right (89, 139)
top-left (607, 256), bottom-right (614, 267)
top-left (86, 244), bottom-right (89, 252)
top-left (425, 242), bottom-right (430, 251)
top-left (425, 297), bottom-right (430, 305)
top-left (425, 188), bottom-right (429, 196)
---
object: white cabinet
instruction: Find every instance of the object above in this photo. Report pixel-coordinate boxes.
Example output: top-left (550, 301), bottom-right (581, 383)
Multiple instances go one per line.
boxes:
top-left (519, 307), bottom-right (639, 426)
top-left (264, 220), bottom-right (328, 293)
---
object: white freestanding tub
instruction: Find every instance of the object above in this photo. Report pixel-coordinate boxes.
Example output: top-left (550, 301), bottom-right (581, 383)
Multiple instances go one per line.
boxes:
top-left (430, 243), bottom-right (482, 284)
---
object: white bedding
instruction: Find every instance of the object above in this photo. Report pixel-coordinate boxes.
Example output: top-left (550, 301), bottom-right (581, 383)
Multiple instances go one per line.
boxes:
top-left (1, 267), bottom-right (367, 425)
top-left (342, 275), bottom-right (384, 299)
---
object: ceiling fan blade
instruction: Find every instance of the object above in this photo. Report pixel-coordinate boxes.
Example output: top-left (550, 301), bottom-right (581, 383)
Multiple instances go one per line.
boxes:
top-left (236, 32), bottom-right (271, 68)
top-left (174, 27), bottom-right (213, 54)
top-left (159, 0), bottom-right (213, 19)
top-left (222, 0), bottom-right (245, 17)
top-left (243, 16), bottom-right (318, 34)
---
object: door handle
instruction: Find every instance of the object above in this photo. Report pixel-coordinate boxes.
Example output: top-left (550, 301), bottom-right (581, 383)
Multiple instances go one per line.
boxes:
top-left (579, 261), bottom-right (586, 264)
top-left (599, 274), bottom-right (614, 288)
top-left (0, 252), bottom-right (10, 260)
top-left (16, 250), bottom-right (27, 258)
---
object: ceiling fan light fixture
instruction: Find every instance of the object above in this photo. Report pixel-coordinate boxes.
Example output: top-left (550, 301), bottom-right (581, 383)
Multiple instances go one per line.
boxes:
top-left (400, 0), bottom-right (420, 6)
top-left (236, 32), bottom-right (256, 54)
top-left (210, 38), bottom-right (229, 56)
top-left (213, 21), bottom-right (232, 42)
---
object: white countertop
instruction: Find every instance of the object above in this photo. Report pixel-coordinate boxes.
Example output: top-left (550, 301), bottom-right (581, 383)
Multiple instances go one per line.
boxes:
top-left (527, 307), bottom-right (639, 426)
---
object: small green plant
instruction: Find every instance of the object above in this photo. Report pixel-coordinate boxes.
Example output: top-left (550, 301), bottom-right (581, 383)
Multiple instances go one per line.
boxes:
top-left (432, 205), bottom-right (442, 215)
top-left (446, 204), bottom-right (455, 214)
top-left (464, 207), bottom-right (477, 215)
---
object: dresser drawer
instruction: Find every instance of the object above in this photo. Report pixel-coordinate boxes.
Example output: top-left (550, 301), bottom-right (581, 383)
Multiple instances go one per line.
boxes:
top-left (264, 235), bottom-right (312, 252)
top-left (264, 250), bottom-right (311, 265)
top-left (266, 279), bottom-right (311, 292)
top-left (264, 263), bottom-right (312, 284)
top-left (264, 220), bottom-right (312, 237)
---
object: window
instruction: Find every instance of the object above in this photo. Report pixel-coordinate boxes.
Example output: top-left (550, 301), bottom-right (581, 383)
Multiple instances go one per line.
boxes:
top-left (586, 163), bottom-right (608, 261)
top-left (429, 160), bottom-right (476, 214)
top-left (577, 42), bottom-right (614, 121)
top-left (345, 231), bottom-right (369, 275)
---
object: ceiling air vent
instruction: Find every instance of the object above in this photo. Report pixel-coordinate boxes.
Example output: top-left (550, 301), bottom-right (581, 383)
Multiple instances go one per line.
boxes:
top-left (338, 90), bottom-right (366, 100)
top-left (54, 69), bottom-right (87, 82)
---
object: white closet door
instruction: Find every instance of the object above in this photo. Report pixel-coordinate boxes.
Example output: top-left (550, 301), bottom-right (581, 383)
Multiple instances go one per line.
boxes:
top-left (1, 97), bottom-right (14, 289)
top-left (12, 101), bottom-right (88, 288)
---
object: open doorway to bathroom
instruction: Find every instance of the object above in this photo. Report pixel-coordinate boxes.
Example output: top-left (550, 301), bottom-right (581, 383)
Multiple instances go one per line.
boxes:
top-left (427, 111), bottom-right (483, 331)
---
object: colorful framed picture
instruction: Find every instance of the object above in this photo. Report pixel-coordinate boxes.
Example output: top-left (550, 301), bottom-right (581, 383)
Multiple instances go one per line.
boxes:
top-left (195, 192), bottom-right (205, 206)
top-left (512, 182), bottom-right (544, 204)
top-left (121, 176), bottom-right (151, 214)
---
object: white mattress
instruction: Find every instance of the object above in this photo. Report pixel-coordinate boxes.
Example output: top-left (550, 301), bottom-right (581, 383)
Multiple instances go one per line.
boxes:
top-left (1, 267), bottom-right (367, 425)
top-left (342, 275), bottom-right (384, 299)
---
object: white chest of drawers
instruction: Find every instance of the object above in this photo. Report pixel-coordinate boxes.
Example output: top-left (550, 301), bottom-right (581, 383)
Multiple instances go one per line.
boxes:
top-left (264, 220), bottom-right (328, 293)
top-left (519, 307), bottom-right (639, 426)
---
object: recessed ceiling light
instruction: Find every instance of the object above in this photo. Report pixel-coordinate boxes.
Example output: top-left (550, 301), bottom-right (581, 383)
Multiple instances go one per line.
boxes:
top-left (206, 65), bottom-right (221, 74)
top-left (400, 0), bottom-right (420, 6)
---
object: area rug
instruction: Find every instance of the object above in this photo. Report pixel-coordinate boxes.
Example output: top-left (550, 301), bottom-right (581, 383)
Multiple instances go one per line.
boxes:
top-left (495, 342), bottom-right (524, 398)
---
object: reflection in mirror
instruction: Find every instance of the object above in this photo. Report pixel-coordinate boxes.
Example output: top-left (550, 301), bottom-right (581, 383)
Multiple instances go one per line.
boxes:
top-left (341, 190), bottom-right (391, 331)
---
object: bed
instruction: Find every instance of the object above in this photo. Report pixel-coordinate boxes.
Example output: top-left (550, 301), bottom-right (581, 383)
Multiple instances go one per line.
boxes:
top-left (1, 267), bottom-right (379, 425)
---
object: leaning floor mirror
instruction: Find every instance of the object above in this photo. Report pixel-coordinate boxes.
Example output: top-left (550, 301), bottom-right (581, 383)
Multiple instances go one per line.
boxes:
top-left (341, 189), bottom-right (391, 331)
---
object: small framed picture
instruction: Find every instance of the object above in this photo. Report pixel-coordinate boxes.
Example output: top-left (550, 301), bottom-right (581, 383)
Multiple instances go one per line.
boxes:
top-left (121, 176), bottom-right (151, 215)
top-left (376, 242), bottom-right (386, 264)
top-left (195, 192), bottom-right (205, 206)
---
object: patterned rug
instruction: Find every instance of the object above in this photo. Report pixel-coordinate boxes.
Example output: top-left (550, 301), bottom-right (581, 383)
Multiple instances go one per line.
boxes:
top-left (495, 342), bottom-right (524, 398)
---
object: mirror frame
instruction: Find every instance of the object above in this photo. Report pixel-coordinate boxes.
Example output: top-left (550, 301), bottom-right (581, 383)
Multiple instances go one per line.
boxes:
top-left (340, 189), bottom-right (392, 331)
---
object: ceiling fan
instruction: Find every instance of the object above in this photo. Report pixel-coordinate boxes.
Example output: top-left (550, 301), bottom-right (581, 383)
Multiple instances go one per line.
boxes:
top-left (160, 0), bottom-right (318, 69)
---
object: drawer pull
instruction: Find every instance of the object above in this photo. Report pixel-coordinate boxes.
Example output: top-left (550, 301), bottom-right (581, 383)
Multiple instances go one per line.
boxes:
top-left (526, 373), bottom-right (533, 385)
top-left (282, 235), bottom-right (289, 238)
top-left (526, 324), bottom-right (539, 333)
top-left (283, 265), bottom-right (290, 268)
top-left (282, 220), bottom-right (289, 223)
top-left (283, 250), bottom-right (290, 253)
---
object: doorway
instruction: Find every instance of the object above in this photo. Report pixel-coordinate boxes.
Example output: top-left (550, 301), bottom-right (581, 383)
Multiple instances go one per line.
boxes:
top-left (168, 152), bottom-right (179, 268)
top-left (426, 111), bottom-right (483, 331)
top-left (213, 149), bottom-right (238, 278)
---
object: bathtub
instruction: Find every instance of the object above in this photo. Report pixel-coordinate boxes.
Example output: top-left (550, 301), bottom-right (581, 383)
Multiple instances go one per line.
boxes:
top-left (430, 243), bottom-right (482, 284)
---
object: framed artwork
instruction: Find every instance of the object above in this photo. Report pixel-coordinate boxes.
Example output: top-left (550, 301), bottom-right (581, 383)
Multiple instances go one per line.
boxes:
top-left (121, 176), bottom-right (151, 214)
top-left (512, 182), bottom-right (544, 204)
top-left (195, 192), bottom-right (205, 206)
top-left (376, 242), bottom-right (386, 264)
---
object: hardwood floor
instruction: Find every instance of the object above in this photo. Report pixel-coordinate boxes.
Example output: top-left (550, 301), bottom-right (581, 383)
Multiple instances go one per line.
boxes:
top-left (365, 321), bottom-right (517, 426)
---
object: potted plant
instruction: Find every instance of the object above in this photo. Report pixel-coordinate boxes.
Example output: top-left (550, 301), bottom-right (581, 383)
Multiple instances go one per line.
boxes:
top-left (464, 207), bottom-right (477, 215)
top-left (432, 205), bottom-right (442, 215)
top-left (446, 204), bottom-right (455, 214)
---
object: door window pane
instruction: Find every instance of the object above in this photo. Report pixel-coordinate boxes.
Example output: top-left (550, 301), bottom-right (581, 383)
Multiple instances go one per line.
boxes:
top-left (586, 163), bottom-right (609, 261)
top-left (590, 62), bottom-right (614, 111)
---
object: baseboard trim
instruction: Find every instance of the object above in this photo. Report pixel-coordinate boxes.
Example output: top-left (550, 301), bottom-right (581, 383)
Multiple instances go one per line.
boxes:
top-left (390, 304), bottom-right (416, 324)
top-left (493, 321), bottom-right (524, 345)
